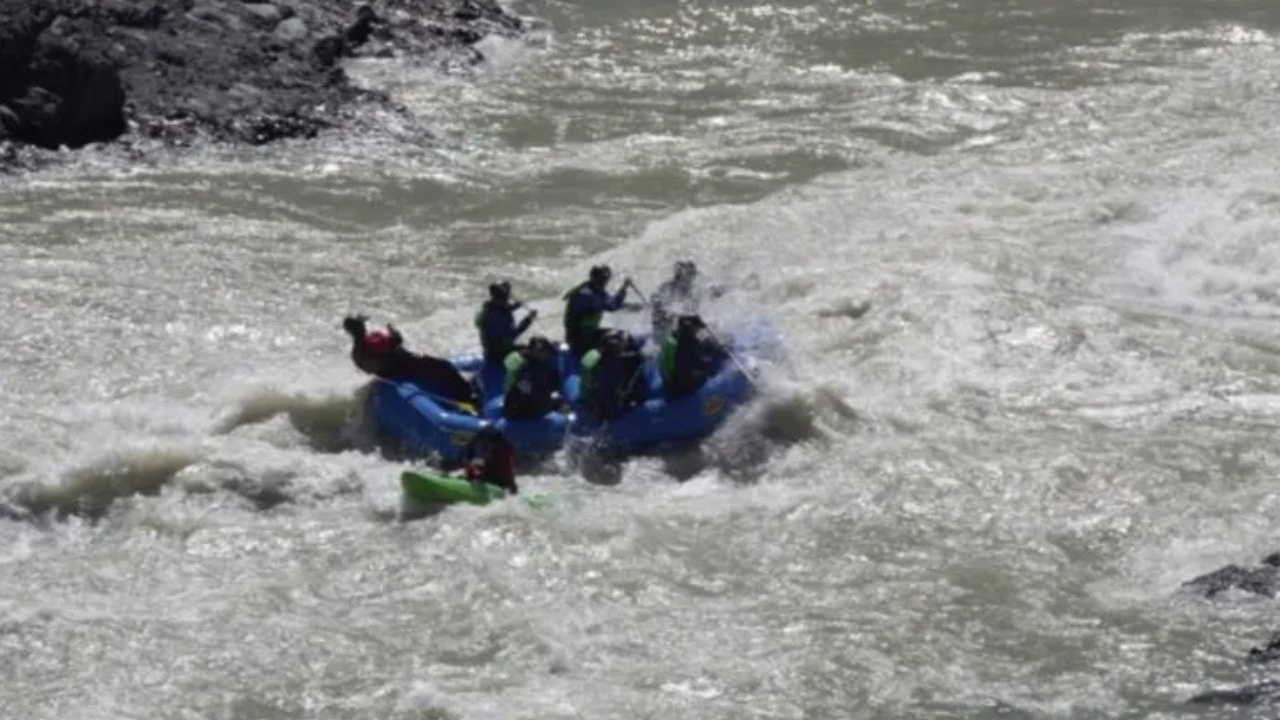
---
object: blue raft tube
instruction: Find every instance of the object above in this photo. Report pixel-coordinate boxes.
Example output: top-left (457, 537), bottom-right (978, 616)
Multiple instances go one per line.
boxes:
top-left (368, 347), bottom-right (576, 466)
top-left (562, 321), bottom-right (773, 456)
top-left (368, 318), bottom-right (781, 464)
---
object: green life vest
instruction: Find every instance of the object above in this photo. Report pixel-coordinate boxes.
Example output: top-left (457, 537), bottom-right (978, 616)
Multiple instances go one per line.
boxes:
top-left (503, 351), bottom-right (525, 392)
top-left (580, 349), bottom-right (601, 399)
top-left (659, 333), bottom-right (677, 384)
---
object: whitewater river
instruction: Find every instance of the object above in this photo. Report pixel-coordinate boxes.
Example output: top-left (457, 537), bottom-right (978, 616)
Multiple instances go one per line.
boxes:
top-left (5, 0), bottom-right (1280, 717)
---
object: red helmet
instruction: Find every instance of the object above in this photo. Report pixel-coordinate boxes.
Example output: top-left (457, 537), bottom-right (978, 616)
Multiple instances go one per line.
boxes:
top-left (364, 329), bottom-right (393, 354)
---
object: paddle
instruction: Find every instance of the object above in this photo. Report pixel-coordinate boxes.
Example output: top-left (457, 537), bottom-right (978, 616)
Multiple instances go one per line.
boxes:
top-left (702, 325), bottom-right (759, 389)
top-left (625, 278), bottom-right (649, 305)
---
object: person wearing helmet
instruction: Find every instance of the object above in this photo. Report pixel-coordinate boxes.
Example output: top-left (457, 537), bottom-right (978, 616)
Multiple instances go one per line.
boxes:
top-left (342, 315), bottom-right (476, 408)
top-left (475, 280), bottom-right (537, 365)
top-left (461, 424), bottom-right (518, 494)
top-left (660, 314), bottom-right (725, 397)
top-left (343, 314), bottom-right (401, 376)
top-left (579, 329), bottom-right (647, 421)
top-left (651, 260), bottom-right (725, 339)
top-left (563, 264), bottom-right (633, 358)
top-left (501, 335), bottom-right (563, 420)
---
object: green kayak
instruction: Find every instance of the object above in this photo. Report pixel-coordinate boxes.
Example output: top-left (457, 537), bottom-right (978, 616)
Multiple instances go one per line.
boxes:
top-left (401, 470), bottom-right (506, 505)
top-left (400, 470), bottom-right (551, 508)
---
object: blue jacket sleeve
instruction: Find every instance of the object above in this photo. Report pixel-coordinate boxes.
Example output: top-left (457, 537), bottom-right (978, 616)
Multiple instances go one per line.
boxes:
top-left (605, 285), bottom-right (629, 311)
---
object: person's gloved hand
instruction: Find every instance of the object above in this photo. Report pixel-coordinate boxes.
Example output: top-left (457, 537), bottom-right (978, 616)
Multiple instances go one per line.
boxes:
top-left (342, 315), bottom-right (367, 338)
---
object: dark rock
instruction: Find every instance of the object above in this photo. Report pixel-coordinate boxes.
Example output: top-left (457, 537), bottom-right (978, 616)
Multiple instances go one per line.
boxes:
top-left (4, 35), bottom-right (127, 149)
top-left (346, 4), bottom-right (377, 46)
top-left (194, 7), bottom-right (244, 31)
top-left (312, 5), bottom-right (382, 68)
top-left (1178, 556), bottom-right (1280, 709)
top-left (1248, 632), bottom-right (1280, 663)
top-left (241, 3), bottom-right (283, 27)
top-left (0, 105), bottom-right (18, 137)
top-left (0, 0), bottom-right (526, 161)
top-left (1182, 556), bottom-right (1280, 599)
top-left (312, 34), bottom-right (345, 69)
top-left (273, 16), bottom-right (307, 42)
top-left (1188, 681), bottom-right (1280, 707)
top-left (102, 1), bottom-right (168, 29)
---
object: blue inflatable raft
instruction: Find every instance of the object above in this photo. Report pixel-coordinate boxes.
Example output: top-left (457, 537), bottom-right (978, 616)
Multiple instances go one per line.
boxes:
top-left (369, 347), bottom-right (576, 466)
top-left (368, 319), bottom-right (780, 464)
top-left (562, 319), bottom-right (777, 455)
top-left (563, 355), bottom-right (751, 455)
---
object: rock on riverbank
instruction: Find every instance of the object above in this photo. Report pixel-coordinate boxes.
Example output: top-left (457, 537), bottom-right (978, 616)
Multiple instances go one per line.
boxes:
top-left (0, 0), bottom-right (521, 161)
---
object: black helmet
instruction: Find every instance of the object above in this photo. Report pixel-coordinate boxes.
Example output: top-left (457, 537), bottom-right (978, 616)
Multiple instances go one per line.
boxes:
top-left (602, 328), bottom-right (627, 351)
top-left (489, 281), bottom-right (511, 302)
top-left (589, 264), bottom-right (612, 285)
top-left (342, 315), bottom-right (366, 339)
top-left (676, 314), bottom-right (705, 334)
top-left (527, 335), bottom-right (554, 360)
top-left (674, 260), bottom-right (697, 282)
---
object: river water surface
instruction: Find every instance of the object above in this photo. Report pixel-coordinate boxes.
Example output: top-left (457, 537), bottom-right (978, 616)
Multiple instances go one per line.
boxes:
top-left (4, 1), bottom-right (1280, 718)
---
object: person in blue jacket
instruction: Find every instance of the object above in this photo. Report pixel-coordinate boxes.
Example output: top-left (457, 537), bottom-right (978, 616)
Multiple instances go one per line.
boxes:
top-left (659, 315), bottom-right (725, 397)
top-left (502, 336), bottom-right (562, 420)
top-left (563, 265), bottom-right (634, 358)
top-left (476, 281), bottom-right (537, 364)
top-left (580, 330), bottom-right (646, 421)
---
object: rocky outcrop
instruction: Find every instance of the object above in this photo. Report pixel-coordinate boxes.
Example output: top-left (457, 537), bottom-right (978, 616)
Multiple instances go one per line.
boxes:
top-left (1181, 552), bottom-right (1280, 599)
top-left (1189, 681), bottom-right (1280, 708)
top-left (1182, 553), bottom-right (1280, 707)
top-left (0, 0), bottom-right (521, 158)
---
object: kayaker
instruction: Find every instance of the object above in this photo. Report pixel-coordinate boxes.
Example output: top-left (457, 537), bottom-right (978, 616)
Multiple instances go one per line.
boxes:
top-left (580, 329), bottom-right (646, 421)
top-left (342, 315), bottom-right (476, 407)
top-left (475, 280), bottom-right (537, 365)
top-left (462, 424), bottom-right (518, 494)
top-left (650, 260), bottom-right (725, 339)
top-left (563, 264), bottom-right (635, 358)
top-left (660, 314), bottom-right (725, 397)
top-left (502, 335), bottom-right (563, 420)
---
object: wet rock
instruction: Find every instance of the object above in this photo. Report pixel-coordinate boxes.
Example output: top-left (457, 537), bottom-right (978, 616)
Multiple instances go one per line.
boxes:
top-left (273, 16), bottom-right (307, 42)
top-left (312, 4), bottom-right (382, 68)
top-left (188, 2), bottom-right (245, 32)
top-left (0, 0), bottom-right (525, 165)
top-left (1248, 632), bottom-right (1280, 664)
top-left (241, 3), bottom-right (284, 27)
top-left (101, 0), bottom-right (168, 29)
top-left (3, 28), bottom-right (128, 150)
top-left (346, 4), bottom-right (378, 46)
top-left (1180, 555), bottom-right (1280, 708)
top-left (1188, 681), bottom-right (1280, 707)
top-left (1182, 554), bottom-right (1280, 599)
top-left (0, 105), bottom-right (19, 138)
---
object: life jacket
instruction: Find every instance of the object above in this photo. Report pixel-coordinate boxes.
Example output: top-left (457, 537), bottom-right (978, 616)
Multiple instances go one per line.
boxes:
top-left (563, 282), bottom-right (604, 334)
top-left (503, 350), bottom-right (526, 392)
top-left (475, 300), bottom-right (514, 360)
top-left (465, 441), bottom-right (517, 492)
top-left (580, 348), bottom-right (604, 402)
top-left (660, 331), bottom-right (709, 397)
top-left (581, 348), bottom-right (643, 419)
